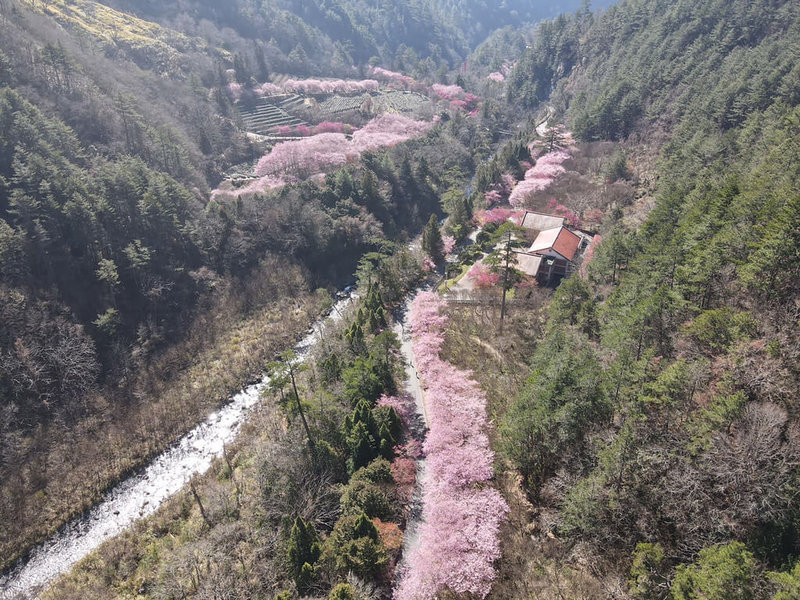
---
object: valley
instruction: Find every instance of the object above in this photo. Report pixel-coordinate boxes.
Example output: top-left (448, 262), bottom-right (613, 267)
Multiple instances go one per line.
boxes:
top-left (2, 0), bottom-right (800, 599)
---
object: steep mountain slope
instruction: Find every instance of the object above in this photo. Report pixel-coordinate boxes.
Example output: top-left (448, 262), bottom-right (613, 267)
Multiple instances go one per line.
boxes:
top-left (99, 0), bottom-right (619, 73)
top-left (0, 0), bottom-right (488, 574)
top-left (486, 0), bottom-right (800, 597)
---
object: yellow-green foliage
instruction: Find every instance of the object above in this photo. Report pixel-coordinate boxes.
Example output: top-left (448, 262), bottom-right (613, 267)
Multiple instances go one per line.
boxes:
top-left (24, 0), bottom-right (226, 73)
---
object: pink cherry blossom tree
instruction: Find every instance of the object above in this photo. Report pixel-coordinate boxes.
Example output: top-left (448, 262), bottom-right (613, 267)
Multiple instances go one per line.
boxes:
top-left (313, 121), bottom-right (349, 134)
top-left (467, 263), bottom-right (501, 289)
top-left (256, 82), bottom-right (283, 96)
top-left (509, 149), bottom-right (571, 207)
top-left (227, 81), bottom-right (243, 101)
top-left (371, 67), bottom-right (416, 88)
top-left (472, 207), bottom-right (522, 226)
top-left (580, 234), bottom-right (602, 278)
top-left (441, 235), bottom-right (456, 255)
top-left (282, 78), bottom-right (380, 95)
top-left (431, 83), bottom-right (465, 100)
top-left (350, 114), bottom-right (435, 153)
top-left (484, 189), bottom-right (503, 205)
top-left (546, 198), bottom-right (581, 227)
top-left (255, 132), bottom-right (353, 180)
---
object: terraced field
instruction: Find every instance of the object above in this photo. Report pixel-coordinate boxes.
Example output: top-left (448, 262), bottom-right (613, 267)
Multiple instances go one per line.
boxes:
top-left (237, 96), bottom-right (305, 135)
top-left (317, 94), bottom-right (367, 116)
top-left (375, 90), bottom-right (433, 113)
top-left (316, 90), bottom-right (433, 119)
top-left (238, 90), bottom-right (433, 136)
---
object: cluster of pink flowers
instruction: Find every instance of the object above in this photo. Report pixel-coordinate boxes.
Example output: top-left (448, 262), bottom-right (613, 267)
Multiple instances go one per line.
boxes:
top-left (487, 71), bottom-right (505, 83)
top-left (431, 83), bottom-right (465, 100)
top-left (371, 67), bottom-right (416, 87)
top-left (314, 121), bottom-right (349, 134)
top-left (442, 235), bottom-right (456, 255)
top-left (528, 139), bottom-right (547, 158)
top-left (282, 78), bottom-right (379, 95)
top-left (395, 293), bottom-right (507, 600)
top-left (255, 132), bottom-right (353, 180)
top-left (547, 198), bottom-right (581, 227)
top-left (484, 189), bottom-right (503, 205)
top-left (275, 125), bottom-right (299, 137)
top-left (487, 61), bottom-right (515, 83)
top-left (378, 393), bottom-right (414, 423)
top-left (391, 457), bottom-right (417, 503)
top-left (350, 113), bottom-right (435, 153)
top-left (256, 82), bottom-right (283, 96)
top-left (473, 207), bottom-right (522, 226)
top-left (209, 175), bottom-right (286, 202)
top-left (253, 79), bottom-right (380, 97)
top-left (579, 234), bottom-right (602, 278)
top-left (227, 81), bottom-right (243, 101)
top-left (509, 150), bottom-right (571, 207)
top-left (253, 114), bottom-right (434, 183)
top-left (429, 85), bottom-right (480, 112)
top-left (583, 208), bottom-right (606, 227)
top-left (467, 263), bottom-right (501, 289)
top-left (376, 393), bottom-right (420, 511)
top-left (483, 173), bottom-right (516, 206)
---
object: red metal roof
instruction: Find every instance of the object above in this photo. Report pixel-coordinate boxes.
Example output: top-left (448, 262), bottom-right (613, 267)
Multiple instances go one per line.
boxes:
top-left (529, 226), bottom-right (582, 261)
top-left (552, 227), bottom-right (582, 261)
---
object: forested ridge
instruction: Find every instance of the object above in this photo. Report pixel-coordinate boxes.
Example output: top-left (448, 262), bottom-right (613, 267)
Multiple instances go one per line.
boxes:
top-left (478, 0), bottom-right (800, 597)
top-left (0, 0), bottom-right (492, 574)
top-left (4, 0), bottom-right (800, 598)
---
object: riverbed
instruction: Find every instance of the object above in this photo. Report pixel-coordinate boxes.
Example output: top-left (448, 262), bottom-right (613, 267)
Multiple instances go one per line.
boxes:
top-left (0, 295), bottom-right (354, 599)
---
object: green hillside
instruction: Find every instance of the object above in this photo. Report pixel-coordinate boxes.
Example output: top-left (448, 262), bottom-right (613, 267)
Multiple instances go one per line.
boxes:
top-left (482, 0), bottom-right (800, 596)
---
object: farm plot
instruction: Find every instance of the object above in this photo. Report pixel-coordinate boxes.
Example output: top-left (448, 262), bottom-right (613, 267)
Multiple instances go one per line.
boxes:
top-left (316, 90), bottom-right (433, 120)
top-left (374, 90), bottom-right (432, 113)
top-left (316, 94), bottom-right (370, 117)
top-left (275, 94), bottom-right (306, 114)
top-left (237, 97), bottom-right (305, 135)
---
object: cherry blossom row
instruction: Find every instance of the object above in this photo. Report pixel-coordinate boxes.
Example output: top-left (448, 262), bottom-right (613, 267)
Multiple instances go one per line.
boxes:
top-left (395, 292), bottom-right (507, 600)
top-left (211, 114), bottom-right (435, 200)
top-left (265, 78), bottom-right (381, 96)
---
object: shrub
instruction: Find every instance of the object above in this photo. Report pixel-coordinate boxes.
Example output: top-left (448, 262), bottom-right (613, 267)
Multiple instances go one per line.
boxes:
top-left (629, 542), bottom-right (667, 599)
top-left (340, 478), bottom-right (392, 520)
top-left (324, 513), bottom-right (387, 579)
top-left (287, 516), bottom-right (321, 593)
top-left (329, 583), bottom-right (356, 600)
top-left (671, 542), bottom-right (757, 600)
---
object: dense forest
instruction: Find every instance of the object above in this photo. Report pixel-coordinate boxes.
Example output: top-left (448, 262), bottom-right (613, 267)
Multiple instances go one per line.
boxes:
top-left (4, 0), bottom-right (800, 598)
top-left (486, 0), bottom-right (800, 597)
top-left (0, 0), bottom-right (492, 575)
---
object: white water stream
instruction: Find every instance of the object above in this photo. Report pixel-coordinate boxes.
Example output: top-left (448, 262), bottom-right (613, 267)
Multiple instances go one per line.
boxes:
top-left (0, 295), bottom-right (354, 600)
